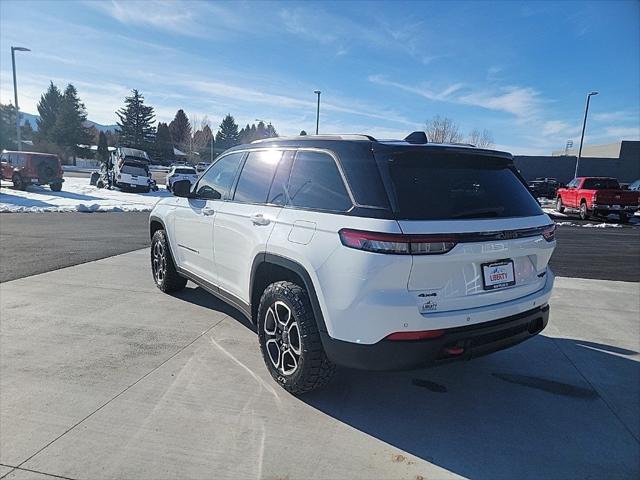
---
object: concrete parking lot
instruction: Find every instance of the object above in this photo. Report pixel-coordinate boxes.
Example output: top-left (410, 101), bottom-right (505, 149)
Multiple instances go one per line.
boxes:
top-left (1, 249), bottom-right (638, 479)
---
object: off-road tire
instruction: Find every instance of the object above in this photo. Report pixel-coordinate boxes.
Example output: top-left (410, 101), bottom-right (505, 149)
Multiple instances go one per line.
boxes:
top-left (257, 281), bottom-right (336, 395)
top-left (151, 229), bottom-right (187, 293)
top-left (12, 173), bottom-right (25, 191)
top-left (555, 197), bottom-right (565, 213)
top-left (50, 183), bottom-right (62, 192)
top-left (96, 179), bottom-right (105, 189)
top-left (579, 201), bottom-right (588, 221)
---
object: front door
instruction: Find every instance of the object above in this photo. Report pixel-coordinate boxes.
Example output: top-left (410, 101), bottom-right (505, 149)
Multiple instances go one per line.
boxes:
top-left (171, 152), bottom-right (245, 285)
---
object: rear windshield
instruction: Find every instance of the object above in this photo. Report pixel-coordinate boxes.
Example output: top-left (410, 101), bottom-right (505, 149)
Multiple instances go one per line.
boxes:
top-left (121, 162), bottom-right (148, 176)
top-left (583, 178), bottom-right (620, 189)
top-left (175, 168), bottom-right (196, 174)
top-left (386, 152), bottom-right (542, 220)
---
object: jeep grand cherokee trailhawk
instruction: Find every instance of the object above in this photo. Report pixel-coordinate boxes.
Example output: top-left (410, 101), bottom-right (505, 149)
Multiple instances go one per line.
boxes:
top-left (149, 133), bottom-right (556, 394)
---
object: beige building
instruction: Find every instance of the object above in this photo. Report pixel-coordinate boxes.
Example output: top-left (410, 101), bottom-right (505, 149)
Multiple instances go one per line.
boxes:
top-left (552, 141), bottom-right (625, 158)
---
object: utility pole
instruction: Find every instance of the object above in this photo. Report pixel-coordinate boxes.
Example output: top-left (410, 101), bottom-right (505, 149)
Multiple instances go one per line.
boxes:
top-left (11, 46), bottom-right (31, 151)
top-left (575, 91), bottom-right (598, 178)
top-left (314, 90), bottom-right (321, 135)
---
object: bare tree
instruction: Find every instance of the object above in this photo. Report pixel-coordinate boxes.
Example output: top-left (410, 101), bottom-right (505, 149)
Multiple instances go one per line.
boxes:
top-left (424, 116), bottom-right (463, 144)
top-left (467, 128), bottom-right (494, 148)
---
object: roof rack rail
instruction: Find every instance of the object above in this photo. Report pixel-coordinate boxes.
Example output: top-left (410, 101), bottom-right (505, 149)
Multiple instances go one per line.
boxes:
top-left (251, 134), bottom-right (377, 144)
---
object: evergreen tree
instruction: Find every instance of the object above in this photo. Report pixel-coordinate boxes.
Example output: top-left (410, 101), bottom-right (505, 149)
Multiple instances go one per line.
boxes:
top-left (36, 82), bottom-right (63, 143)
top-left (265, 123), bottom-right (278, 138)
top-left (256, 121), bottom-right (267, 140)
top-left (169, 109), bottom-right (191, 151)
top-left (52, 84), bottom-right (92, 164)
top-left (299, 130), bottom-right (307, 136)
top-left (154, 122), bottom-right (175, 164)
top-left (96, 131), bottom-right (109, 163)
top-left (215, 114), bottom-right (240, 150)
top-left (0, 103), bottom-right (17, 150)
top-left (116, 89), bottom-right (156, 150)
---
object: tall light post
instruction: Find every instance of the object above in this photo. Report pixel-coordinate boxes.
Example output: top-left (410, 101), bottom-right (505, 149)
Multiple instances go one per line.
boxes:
top-left (11, 46), bottom-right (31, 151)
top-left (574, 91), bottom-right (598, 178)
top-left (314, 90), bottom-right (321, 135)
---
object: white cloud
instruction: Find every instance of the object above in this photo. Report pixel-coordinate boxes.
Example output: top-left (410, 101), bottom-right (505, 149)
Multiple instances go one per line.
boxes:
top-left (603, 126), bottom-right (640, 139)
top-left (591, 111), bottom-right (639, 123)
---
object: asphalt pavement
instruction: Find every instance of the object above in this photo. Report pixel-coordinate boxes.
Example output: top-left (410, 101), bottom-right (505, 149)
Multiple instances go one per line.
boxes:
top-left (1, 250), bottom-right (638, 479)
top-left (0, 212), bottom-right (150, 283)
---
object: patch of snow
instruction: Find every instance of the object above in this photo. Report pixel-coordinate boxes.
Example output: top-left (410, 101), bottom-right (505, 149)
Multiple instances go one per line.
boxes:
top-left (542, 207), bottom-right (568, 217)
top-left (0, 177), bottom-right (172, 213)
top-left (555, 221), bottom-right (623, 228)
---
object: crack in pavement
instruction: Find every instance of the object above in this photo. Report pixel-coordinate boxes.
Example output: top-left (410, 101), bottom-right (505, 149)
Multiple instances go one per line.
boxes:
top-left (0, 316), bottom-right (229, 479)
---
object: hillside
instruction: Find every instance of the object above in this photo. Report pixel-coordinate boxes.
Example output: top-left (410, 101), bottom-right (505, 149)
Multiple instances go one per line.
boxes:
top-left (20, 111), bottom-right (117, 132)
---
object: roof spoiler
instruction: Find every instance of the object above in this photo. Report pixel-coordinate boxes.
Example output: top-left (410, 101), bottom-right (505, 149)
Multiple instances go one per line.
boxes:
top-left (404, 131), bottom-right (429, 144)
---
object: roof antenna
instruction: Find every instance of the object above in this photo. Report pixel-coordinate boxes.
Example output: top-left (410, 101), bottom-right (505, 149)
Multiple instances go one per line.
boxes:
top-left (404, 131), bottom-right (428, 144)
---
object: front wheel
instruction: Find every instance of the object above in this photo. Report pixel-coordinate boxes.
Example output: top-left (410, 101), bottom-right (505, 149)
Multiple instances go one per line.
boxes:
top-left (151, 229), bottom-right (187, 292)
top-left (12, 174), bottom-right (25, 191)
top-left (579, 202), bottom-right (589, 221)
top-left (257, 281), bottom-right (335, 395)
top-left (555, 197), bottom-right (565, 213)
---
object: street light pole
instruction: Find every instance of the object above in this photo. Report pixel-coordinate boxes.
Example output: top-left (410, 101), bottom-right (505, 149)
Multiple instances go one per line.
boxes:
top-left (314, 90), bottom-right (321, 135)
top-left (575, 91), bottom-right (598, 178)
top-left (11, 46), bottom-right (31, 151)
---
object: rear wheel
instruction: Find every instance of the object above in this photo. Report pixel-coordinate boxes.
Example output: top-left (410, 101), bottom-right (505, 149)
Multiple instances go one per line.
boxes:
top-left (555, 197), bottom-right (565, 213)
top-left (12, 174), bottom-right (25, 191)
top-left (50, 183), bottom-right (62, 192)
top-left (257, 281), bottom-right (335, 395)
top-left (579, 201), bottom-right (589, 220)
top-left (151, 229), bottom-right (187, 292)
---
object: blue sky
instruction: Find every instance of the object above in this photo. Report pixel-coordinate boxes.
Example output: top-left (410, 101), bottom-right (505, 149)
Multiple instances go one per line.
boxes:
top-left (1, 0), bottom-right (638, 154)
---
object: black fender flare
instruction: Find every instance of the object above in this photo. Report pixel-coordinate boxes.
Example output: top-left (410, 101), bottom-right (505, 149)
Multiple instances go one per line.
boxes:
top-left (249, 253), bottom-right (328, 334)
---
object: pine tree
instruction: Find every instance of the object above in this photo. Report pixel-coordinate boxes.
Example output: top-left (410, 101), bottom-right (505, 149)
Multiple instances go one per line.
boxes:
top-left (97, 131), bottom-right (109, 163)
top-left (265, 124), bottom-right (278, 138)
top-left (215, 114), bottom-right (240, 150)
top-left (0, 103), bottom-right (17, 150)
top-left (256, 121), bottom-right (267, 140)
top-left (169, 109), bottom-right (191, 151)
top-left (154, 122), bottom-right (175, 165)
top-left (116, 89), bottom-right (156, 151)
top-left (52, 84), bottom-right (92, 164)
top-left (21, 119), bottom-right (34, 141)
top-left (299, 130), bottom-right (307, 136)
top-left (36, 82), bottom-right (63, 143)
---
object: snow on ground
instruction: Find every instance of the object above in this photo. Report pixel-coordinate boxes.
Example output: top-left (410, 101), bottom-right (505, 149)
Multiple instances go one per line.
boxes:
top-left (0, 177), bottom-right (171, 213)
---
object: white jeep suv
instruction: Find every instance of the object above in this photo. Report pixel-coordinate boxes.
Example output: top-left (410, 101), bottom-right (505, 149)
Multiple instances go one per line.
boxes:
top-left (149, 133), bottom-right (556, 394)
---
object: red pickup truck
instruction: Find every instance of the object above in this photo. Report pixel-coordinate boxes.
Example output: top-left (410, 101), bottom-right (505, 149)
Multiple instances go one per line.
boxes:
top-left (555, 177), bottom-right (639, 222)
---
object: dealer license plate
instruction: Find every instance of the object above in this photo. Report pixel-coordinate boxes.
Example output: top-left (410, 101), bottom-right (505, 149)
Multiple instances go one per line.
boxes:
top-left (482, 260), bottom-right (516, 290)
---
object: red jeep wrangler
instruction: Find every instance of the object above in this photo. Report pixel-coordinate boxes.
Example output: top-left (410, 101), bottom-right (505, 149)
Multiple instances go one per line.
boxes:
top-left (556, 176), bottom-right (639, 223)
top-left (0, 150), bottom-right (64, 191)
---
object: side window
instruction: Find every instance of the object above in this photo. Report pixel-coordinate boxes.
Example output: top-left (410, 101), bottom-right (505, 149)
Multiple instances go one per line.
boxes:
top-left (267, 151), bottom-right (294, 205)
top-left (195, 152), bottom-right (243, 200)
top-left (234, 150), bottom-right (282, 204)
top-left (0, 153), bottom-right (8, 163)
top-left (287, 151), bottom-right (352, 212)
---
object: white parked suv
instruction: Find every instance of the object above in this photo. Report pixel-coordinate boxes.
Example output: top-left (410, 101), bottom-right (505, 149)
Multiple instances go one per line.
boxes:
top-left (166, 165), bottom-right (198, 192)
top-left (149, 133), bottom-right (556, 394)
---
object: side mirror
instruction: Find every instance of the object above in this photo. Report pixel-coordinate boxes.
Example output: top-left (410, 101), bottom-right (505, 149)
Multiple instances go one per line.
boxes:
top-left (172, 179), bottom-right (193, 198)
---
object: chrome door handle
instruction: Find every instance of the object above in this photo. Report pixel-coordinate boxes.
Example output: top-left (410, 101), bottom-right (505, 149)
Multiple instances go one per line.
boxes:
top-left (250, 213), bottom-right (270, 225)
top-left (202, 207), bottom-right (215, 216)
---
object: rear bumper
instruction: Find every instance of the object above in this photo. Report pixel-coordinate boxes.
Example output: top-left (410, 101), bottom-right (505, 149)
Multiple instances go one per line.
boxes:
top-left (321, 305), bottom-right (549, 371)
top-left (592, 204), bottom-right (638, 213)
top-left (25, 177), bottom-right (64, 185)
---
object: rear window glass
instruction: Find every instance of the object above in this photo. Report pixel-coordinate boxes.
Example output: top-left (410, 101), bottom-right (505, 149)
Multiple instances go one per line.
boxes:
top-left (386, 153), bottom-right (542, 220)
top-left (583, 178), bottom-right (620, 189)
top-left (175, 168), bottom-right (196, 174)
top-left (121, 163), bottom-right (148, 176)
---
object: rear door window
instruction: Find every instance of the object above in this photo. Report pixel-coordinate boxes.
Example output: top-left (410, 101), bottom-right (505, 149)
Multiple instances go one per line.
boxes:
top-left (385, 152), bottom-right (542, 220)
top-left (286, 151), bottom-right (352, 212)
top-left (234, 150), bottom-right (282, 204)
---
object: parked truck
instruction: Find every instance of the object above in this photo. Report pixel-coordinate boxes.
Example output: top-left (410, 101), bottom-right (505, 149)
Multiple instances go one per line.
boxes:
top-left (555, 176), bottom-right (639, 222)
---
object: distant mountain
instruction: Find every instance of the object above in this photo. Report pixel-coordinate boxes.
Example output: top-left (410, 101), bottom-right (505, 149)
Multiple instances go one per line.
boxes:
top-left (19, 112), bottom-right (118, 133)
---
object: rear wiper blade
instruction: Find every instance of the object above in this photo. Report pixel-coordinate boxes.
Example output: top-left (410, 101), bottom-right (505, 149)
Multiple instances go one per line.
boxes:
top-left (450, 207), bottom-right (504, 219)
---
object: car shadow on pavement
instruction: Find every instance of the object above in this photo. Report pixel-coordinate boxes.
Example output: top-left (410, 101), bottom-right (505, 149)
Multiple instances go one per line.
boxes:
top-left (170, 285), bottom-right (256, 333)
top-left (300, 336), bottom-right (639, 479)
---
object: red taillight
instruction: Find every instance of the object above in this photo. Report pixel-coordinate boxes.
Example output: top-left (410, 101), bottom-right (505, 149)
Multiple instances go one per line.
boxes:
top-left (338, 229), bottom-right (456, 255)
top-left (542, 224), bottom-right (556, 242)
top-left (386, 330), bottom-right (445, 341)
